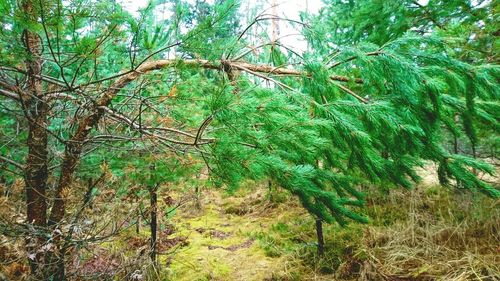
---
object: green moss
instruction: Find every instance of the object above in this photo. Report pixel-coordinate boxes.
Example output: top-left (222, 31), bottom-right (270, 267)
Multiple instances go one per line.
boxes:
top-left (109, 181), bottom-right (500, 280)
top-left (161, 193), bottom-right (289, 281)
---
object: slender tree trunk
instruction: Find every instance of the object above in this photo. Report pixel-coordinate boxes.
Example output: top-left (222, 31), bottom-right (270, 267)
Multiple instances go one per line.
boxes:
top-left (195, 184), bottom-right (201, 210)
top-left (268, 180), bottom-right (273, 202)
top-left (45, 140), bottom-right (88, 281)
top-left (45, 113), bottom-right (101, 280)
top-left (471, 142), bottom-right (478, 175)
top-left (136, 209), bottom-right (142, 234)
top-left (150, 184), bottom-right (158, 266)
top-left (315, 219), bottom-right (324, 256)
top-left (50, 113), bottom-right (101, 225)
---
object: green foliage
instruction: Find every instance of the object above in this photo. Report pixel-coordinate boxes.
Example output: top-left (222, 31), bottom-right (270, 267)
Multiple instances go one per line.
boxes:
top-left (312, 0), bottom-right (499, 166)
top-left (0, 0), bottom-right (498, 229)
top-left (317, 0), bottom-right (499, 62)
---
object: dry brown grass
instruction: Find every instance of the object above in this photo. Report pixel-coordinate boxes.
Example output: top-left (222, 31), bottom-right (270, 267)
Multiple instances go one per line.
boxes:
top-left (354, 186), bottom-right (500, 281)
top-left (1, 168), bottom-right (498, 281)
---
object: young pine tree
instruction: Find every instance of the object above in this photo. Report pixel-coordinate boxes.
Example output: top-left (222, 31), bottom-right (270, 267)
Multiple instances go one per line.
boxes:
top-left (0, 0), bottom-right (498, 279)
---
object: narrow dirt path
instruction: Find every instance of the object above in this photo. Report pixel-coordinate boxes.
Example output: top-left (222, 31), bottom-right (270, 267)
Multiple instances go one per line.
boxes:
top-left (166, 190), bottom-right (290, 281)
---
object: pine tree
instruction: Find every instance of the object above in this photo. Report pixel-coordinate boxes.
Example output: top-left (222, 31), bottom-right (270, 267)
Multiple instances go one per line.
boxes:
top-left (0, 0), bottom-right (498, 279)
top-left (314, 0), bottom-right (499, 157)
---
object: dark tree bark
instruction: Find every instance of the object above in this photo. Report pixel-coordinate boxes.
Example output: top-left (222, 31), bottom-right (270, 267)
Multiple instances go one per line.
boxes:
top-left (49, 112), bottom-right (101, 226)
top-left (268, 180), bottom-right (273, 202)
top-left (315, 219), bottom-right (324, 256)
top-left (195, 184), bottom-right (202, 210)
top-left (21, 0), bottom-right (49, 278)
top-left (149, 184), bottom-right (158, 266)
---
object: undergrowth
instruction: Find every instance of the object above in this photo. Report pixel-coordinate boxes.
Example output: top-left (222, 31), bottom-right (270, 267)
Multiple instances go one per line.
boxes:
top-left (1, 178), bottom-right (498, 280)
top-left (253, 183), bottom-right (500, 280)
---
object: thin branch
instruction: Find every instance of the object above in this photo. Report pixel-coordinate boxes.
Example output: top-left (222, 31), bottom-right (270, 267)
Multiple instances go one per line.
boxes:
top-left (0, 155), bottom-right (24, 169)
top-left (0, 89), bottom-right (20, 101)
top-left (332, 82), bottom-right (368, 104)
top-left (329, 51), bottom-right (383, 69)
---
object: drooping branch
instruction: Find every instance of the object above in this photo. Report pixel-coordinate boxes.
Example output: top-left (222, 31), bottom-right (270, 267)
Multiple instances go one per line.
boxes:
top-left (2, 58), bottom-right (364, 103)
top-left (48, 57), bottom-right (366, 226)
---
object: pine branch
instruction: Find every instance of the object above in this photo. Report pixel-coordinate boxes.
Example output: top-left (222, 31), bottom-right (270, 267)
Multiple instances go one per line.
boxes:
top-left (101, 59), bottom-right (364, 105)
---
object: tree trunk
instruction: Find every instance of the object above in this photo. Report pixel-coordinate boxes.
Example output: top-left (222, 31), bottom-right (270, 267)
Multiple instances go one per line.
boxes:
top-left (195, 184), bottom-right (202, 210)
top-left (315, 219), bottom-right (324, 256)
top-left (44, 113), bottom-right (102, 280)
top-left (49, 112), bottom-right (101, 226)
top-left (268, 180), bottom-right (273, 202)
top-left (21, 0), bottom-right (50, 278)
top-left (136, 210), bottom-right (142, 234)
top-left (45, 254), bottom-right (66, 281)
top-left (150, 184), bottom-right (158, 266)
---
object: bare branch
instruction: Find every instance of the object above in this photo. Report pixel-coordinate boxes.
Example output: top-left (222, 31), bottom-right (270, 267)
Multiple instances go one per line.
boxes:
top-left (0, 89), bottom-right (20, 101)
top-left (0, 155), bottom-right (24, 170)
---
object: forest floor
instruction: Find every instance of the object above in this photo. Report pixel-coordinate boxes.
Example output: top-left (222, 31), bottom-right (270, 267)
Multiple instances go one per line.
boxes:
top-left (1, 165), bottom-right (499, 280)
top-left (119, 164), bottom-right (500, 281)
top-left (166, 189), bottom-right (304, 281)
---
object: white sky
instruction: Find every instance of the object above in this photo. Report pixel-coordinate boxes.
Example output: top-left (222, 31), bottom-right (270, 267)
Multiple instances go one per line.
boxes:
top-left (120, 0), bottom-right (487, 54)
top-left (119, 0), bottom-right (324, 53)
top-left (120, 0), bottom-right (323, 16)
